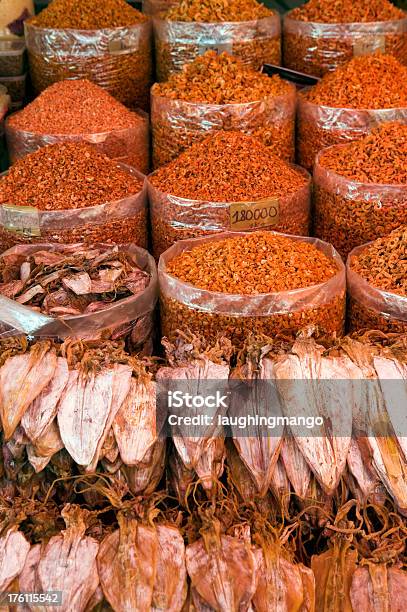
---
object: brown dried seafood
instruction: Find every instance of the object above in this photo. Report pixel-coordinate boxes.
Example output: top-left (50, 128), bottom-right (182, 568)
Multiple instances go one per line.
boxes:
top-left (185, 497), bottom-right (315, 611)
top-left (0, 337), bottom-right (165, 498)
top-left (97, 507), bottom-right (187, 611)
top-left (157, 333), bottom-right (232, 499)
top-left (229, 342), bottom-right (284, 497)
top-left (226, 332), bottom-right (407, 518)
top-left (312, 501), bottom-right (407, 612)
top-left (0, 242), bottom-right (151, 327)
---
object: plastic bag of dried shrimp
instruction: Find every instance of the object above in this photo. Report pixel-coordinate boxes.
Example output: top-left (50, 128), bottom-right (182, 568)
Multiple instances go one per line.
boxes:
top-left (313, 142), bottom-right (407, 259)
top-left (152, 88), bottom-right (296, 168)
top-left (24, 18), bottom-right (153, 111)
top-left (159, 231), bottom-right (346, 348)
top-left (5, 109), bottom-right (150, 174)
top-left (283, 15), bottom-right (407, 78)
top-left (0, 164), bottom-right (148, 252)
top-left (298, 95), bottom-right (407, 172)
top-left (151, 51), bottom-right (296, 168)
top-left (148, 156), bottom-right (311, 259)
top-left (347, 239), bottom-right (407, 334)
top-left (153, 13), bottom-right (281, 82)
top-left (297, 54), bottom-right (407, 171)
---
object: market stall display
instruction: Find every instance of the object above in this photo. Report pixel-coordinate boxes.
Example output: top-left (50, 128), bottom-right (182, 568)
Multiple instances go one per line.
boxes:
top-left (149, 130), bottom-right (311, 258)
top-left (297, 53), bottom-right (407, 171)
top-left (314, 122), bottom-right (407, 258)
top-left (283, 0), bottom-right (407, 77)
top-left (152, 50), bottom-right (296, 167)
top-left (0, 142), bottom-right (148, 250)
top-left (347, 227), bottom-right (407, 333)
top-left (153, 0), bottom-right (281, 82)
top-left (159, 231), bottom-right (345, 347)
top-left (25, 0), bottom-right (153, 111)
top-left (5, 79), bottom-right (149, 172)
top-left (0, 0), bottom-right (406, 603)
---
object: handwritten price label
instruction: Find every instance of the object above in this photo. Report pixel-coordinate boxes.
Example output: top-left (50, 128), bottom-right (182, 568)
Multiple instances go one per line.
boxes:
top-left (1, 204), bottom-right (41, 237)
top-left (230, 197), bottom-right (279, 230)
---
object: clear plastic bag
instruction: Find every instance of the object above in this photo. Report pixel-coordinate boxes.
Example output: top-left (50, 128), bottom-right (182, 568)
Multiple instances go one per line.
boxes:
top-left (24, 20), bottom-right (153, 111)
top-left (283, 15), bottom-right (407, 78)
top-left (0, 243), bottom-right (158, 351)
top-left (159, 231), bottom-right (346, 347)
top-left (347, 244), bottom-right (407, 334)
top-left (5, 109), bottom-right (150, 173)
top-left (297, 93), bottom-right (407, 171)
top-left (0, 165), bottom-right (148, 251)
top-left (152, 85), bottom-right (296, 168)
top-left (148, 166), bottom-right (311, 258)
top-left (153, 14), bottom-right (281, 82)
top-left (313, 151), bottom-right (407, 259)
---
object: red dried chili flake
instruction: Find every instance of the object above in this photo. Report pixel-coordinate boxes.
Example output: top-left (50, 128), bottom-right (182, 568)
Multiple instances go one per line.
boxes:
top-left (303, 53), bottom-right (407, 109)
top-left (289, 0), bottom-right (405, 23)
top-left (0, 142), bottom-right (142, 211)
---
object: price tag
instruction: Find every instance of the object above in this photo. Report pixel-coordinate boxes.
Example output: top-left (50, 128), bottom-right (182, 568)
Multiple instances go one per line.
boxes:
top-left (353, 34), bottom-right (386, 57)
top-left (1, 204), bottom-right (41, 237)
top-left (230, 197), bottom-right (279, 231)
top-left (198, 42), bottom-right (234, 56)
top-left (108, 34), bottom-right (136, 54)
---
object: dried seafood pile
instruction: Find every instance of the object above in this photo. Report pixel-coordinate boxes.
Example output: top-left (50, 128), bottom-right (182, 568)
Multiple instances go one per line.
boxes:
top-left (0, 330), bottom-right (406, 609)
top-left (0, 243), bottom-right (157, 351)
top-left (0, 244), bottom-right (149, 317)
top-left (0, 486), bottom-right (406, 612)
top-left (0, 337), bottom-right (165, 498)
top-left (227, 331), bottom-right (407, 519)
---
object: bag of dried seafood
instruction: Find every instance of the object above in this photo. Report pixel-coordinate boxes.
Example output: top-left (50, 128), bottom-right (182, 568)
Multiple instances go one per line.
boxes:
top-left (152, 0), bottom-right (281, 82)
top-left (0, 242), bottom-right (157, 352)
